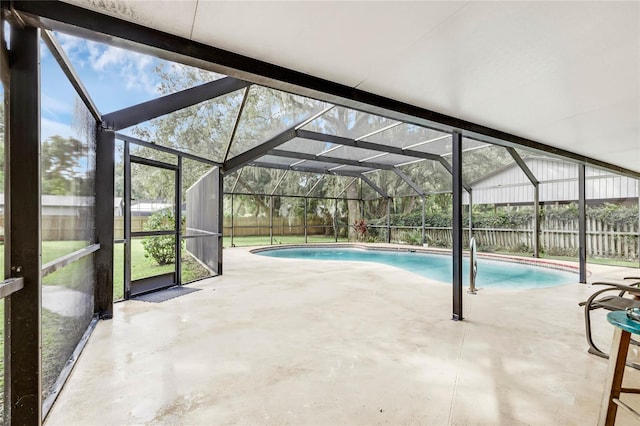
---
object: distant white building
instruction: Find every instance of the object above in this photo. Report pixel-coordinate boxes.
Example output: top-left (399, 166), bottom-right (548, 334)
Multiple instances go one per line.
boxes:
top-left (0, 194), bottom-right (95, 216)
top-left (114, 198), bottom-right (177, 217)
top-left (463, 157), bottom-right (639, 206)
top-left (114, 197), bottom-right (123, 216)
top-left (129, 200), bottom-right (173, 217)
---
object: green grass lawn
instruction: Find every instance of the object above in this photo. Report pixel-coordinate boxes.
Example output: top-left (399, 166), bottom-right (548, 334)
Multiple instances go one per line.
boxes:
top-left (113, 239), bottom-right (211, 301)
top-left (543, 254), bottom-right (640, 268)
top-left (0, 238), bottom-right (211, 409)
top-left (42, 240), bottom-right (91, 265)
top-left (113, 239), bottom-right (174, 300)
top-left (0, 240), bottom-right (91, 415)
top-left (466, 248), bottom-right (639, 268)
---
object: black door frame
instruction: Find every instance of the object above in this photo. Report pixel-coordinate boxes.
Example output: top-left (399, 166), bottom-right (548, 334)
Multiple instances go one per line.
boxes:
top-left (124, 141), bottom-right (182, 298)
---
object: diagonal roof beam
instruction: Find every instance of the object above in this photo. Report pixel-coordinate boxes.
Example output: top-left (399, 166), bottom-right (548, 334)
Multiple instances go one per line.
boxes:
top-left (230, 167), bottom-right (244, 192)
top-left (359, 174), bottom-right (389, 199)
top-left (114, 132), bottom-right (222, 167)
top-left (393, 167), bottom-right (425, 196)
top-left (103, 77), bottom-right (250, 130)
top-left (335, 177), bottom-right (359, 198)
top-left (292, 130), bottom-right (473, 194)
top-left (223, 108), bottom-right (333, 175)
top-left (270, 170), bottom-right (289, 196)
top-left (247, 165), bottom-right (384, 200)
top-left (268, 149), bottom-right (393, 171)
top-left (282, 130), bottom-right (471, 195)
top-left (296, 129), bottom-right (472, 193)
top-left (297, 129), bottom-right (442, 162)
top-left (506, 147), bottom-right (538, 186)
top-left (222, 87), bottom-right (251, 162)
top-left (9, 1), bottom-right (638, 179)
top-left (225, 105), bottom-right (334, 172)
top-left (223, 129), bottom-right (297, 175)
top-left (41, 30), bottom-right (101, 122)
top-left (437, 158), bottom-right (472, 193)
top-left (305, 175), bottom-right (326, 197)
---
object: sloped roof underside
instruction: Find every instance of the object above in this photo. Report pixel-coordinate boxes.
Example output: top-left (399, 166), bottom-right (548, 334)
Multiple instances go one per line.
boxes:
top-left (57, 0), bottom-right (639, 175)
top-left (19, 0), bottom-right (639, 202)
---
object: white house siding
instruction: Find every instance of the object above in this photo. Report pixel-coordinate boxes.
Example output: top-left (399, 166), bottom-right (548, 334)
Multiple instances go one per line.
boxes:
top-left (463, 157), bottom-right (638, 205)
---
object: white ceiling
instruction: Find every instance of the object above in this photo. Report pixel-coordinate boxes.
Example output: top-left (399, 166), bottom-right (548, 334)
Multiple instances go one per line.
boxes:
top-left (63, 0), bottom-right (640, 174)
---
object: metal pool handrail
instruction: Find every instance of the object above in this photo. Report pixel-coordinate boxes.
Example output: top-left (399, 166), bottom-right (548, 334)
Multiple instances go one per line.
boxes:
top-left (468, 237), bottom-right (478, 294)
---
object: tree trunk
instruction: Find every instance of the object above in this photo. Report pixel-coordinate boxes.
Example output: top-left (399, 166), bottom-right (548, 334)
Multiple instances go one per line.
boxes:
top-left (403, 196), bottom-right (416, 214)
top-left (346, 184), bottom-right (360, 241)
top-left (237, 178), bottom-right (269, 216)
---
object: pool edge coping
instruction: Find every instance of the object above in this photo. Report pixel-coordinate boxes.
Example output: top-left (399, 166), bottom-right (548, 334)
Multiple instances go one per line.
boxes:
top-left (249, 243), bottom-right (586, 276)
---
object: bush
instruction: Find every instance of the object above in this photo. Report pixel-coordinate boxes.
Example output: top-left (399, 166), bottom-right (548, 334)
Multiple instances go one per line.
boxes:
top-left (353, 219), bottom-right (368, 241)
top-left (380, 204), bottom-right (638, 230)
top-left (142, 209), bottom-right (184, 266)
top-left (404, 229), bottom-right (423, 245)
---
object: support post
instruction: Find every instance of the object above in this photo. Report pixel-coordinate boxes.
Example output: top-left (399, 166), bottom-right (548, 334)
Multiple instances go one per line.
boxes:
top-left (579, 164), bottom-right (587, 283)
top-left (452, 131), bottom-right (464, 320)
top-left (304, 198), bottom-right (308, 243)
top-left (230, 194), bottom-right (234, 247)
top-left (94, 128), bottom-right (115, 318)
top-left (468, 190), bottom-right (473, 242)
top-left (422, 195), bottom-right (426, 245)
top-left (6, 24), bottom-right (42, 424)
top-left (360, 198), bottom-right (365, 243)
top-left (217, 167), bottom-right (224, 274)
top-left (334, 198), bottom-right (338, 242)
top-left (123, 141), bottom-right (132, 299)
top-left (175, 156), bottom-right (182, 285)
top-left (270, 195), bottom-right (274, 245)
top-left (387, 198), bottom-right (392, 243)
top-left (506, 147), bottom-right (540, 258)
top-left (534, 184), bottom-right (540, 258)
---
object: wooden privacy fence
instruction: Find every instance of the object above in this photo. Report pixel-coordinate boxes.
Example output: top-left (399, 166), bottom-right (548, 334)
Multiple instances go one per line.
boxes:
top-left (405, 217), bottom-right (638, 259)
top-left (115, 216), bottom-right (331, 237)
top-left (114, 217), bottom-right (147, 237)
top-left (36, 216), bottom-right (147, 240)
top-left (29, 214), bottom-right (640, 260)
top-left (39, 216), bottom-right (330, 239)
top-left (222, 217), bottom-right (327, 237)
top-left (41, 215), bottom-right (93, 241)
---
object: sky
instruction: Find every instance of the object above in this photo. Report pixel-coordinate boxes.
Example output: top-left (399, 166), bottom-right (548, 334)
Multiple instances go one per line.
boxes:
top-left (11, 30), bottom-right (340, 160)
top-left (40, 32), bottom-right (171, 142)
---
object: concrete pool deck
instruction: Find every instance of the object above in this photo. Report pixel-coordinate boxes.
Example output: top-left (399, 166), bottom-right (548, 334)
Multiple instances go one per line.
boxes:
top-left (47, 246), bottom-right (640, 425)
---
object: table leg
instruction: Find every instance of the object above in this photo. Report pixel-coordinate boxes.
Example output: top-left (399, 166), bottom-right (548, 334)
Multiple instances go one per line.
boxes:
top-left (599, 328), bottom-right (631, 426)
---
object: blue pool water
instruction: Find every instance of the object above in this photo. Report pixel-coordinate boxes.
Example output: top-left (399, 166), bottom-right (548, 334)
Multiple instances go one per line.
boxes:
top-left (256, 247), bottom-right (578, 289)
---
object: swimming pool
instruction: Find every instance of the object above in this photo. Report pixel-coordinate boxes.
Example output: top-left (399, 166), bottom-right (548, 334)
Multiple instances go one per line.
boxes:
top-left (255, 246), bottom-right (578, 289)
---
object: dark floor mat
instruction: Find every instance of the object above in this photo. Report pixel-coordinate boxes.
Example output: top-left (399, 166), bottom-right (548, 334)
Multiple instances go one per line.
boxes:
top-left (133, 286), bottom-right (201, 303)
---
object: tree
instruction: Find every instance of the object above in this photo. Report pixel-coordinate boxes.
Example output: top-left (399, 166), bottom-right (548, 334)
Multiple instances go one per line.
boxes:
top-left (131, 63), bottom-right (517, 242)
top-left (142, 209), bottom-right (184, 265)
top-left (0, 100), bottom-right (4, 189)
top-left (41, 135), bottom-right (94, 196)
top-left (0, 93), bottom-right (96, 197)
top-left (130, 65), bottom-right (232, 198)
top-left (131, 63), bottom-right (327, 213)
